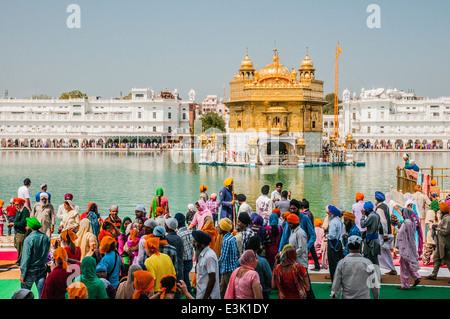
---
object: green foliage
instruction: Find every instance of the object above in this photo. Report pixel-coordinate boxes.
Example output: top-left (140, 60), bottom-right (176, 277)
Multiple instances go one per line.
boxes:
top-left (323, 93), bottom-right (342, 115)
top-left (59, 90), bottom-right (87, 99)
top-left (200, 112), bottom-right (226, 132)
top-left (122, 92), bottom-right (132, 100)
top-left (29, 94), bottom-right (52, 99)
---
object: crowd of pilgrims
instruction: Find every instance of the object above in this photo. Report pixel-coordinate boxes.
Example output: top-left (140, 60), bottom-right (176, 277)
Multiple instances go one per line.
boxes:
top-left (3, 177), bottom-right (450, 300)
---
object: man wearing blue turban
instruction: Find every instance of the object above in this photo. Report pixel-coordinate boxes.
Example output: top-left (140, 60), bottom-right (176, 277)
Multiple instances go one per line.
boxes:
top-left (361, 201), bottom-right (381, 270)
top-left (325, 205), bottom-right (345, 282)
top-left (374, 192), bottom-right (397, 275)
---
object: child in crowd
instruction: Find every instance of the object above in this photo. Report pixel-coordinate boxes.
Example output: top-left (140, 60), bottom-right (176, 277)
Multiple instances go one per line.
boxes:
top-left (314, 218), bottom-right (324, 266)
top-left (96, 264), bottom-right (116, 299)
top-left (126, 229), bottom-right (140, 265)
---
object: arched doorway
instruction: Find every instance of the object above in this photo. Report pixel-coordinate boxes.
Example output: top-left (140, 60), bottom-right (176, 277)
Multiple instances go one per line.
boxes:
top-left (266, 142), bottom-right (289, 155)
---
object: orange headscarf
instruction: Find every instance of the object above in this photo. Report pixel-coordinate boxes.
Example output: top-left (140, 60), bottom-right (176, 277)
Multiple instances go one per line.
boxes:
top-left (61, 229), bottom-right (78, 243)
top-left (99, 235), bottom-right (116, 254)
top-left (53, 247), bottom-right (68, 270)
top-left (145, 237), bottom-right (160, 255)
top-left (155, 207), bottom-right (165, 217)
top-left (201, 218), bottom-right (218, 249)
top-left (128, 229), bottom-right (139, 245)
top-left (414, 185), bottom-right (422, 192)
top-left (67, 282), bottom-right (88, 299)
top-left (159, 274), bottom-right (177, 299)
top-left (132, 270), bottom-right (155, 299)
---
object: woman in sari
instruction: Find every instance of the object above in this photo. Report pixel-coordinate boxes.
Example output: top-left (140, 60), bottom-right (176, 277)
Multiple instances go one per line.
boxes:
top-left (224, 249), bottom-right (263, 299)
top-left (272, 244), bottom-right (310, 299)
top-left (58, 200), bottom-right (80, 233)
top-left (188, 200), bottom-right (213, 231)
top-left (150, 187), bottom-right (169, 219)
top-left (397, 207), bottom-right (421, 290)
top-left (75, 218), bottom-right (98, 260)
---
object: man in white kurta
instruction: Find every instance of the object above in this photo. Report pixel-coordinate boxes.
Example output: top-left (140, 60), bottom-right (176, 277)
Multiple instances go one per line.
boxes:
top-left (287, 215), bottom-right (309, 269)
top-left (331, 236), bottom-right (380, 299)
top-left (31, 193), bottom-right (55, 238)
top-left (256, 185), bottom-right (272, 222)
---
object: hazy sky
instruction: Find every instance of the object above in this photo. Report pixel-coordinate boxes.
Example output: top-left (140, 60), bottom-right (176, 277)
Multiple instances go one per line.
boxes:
top-left (1, 0), bottom-right (449, 102)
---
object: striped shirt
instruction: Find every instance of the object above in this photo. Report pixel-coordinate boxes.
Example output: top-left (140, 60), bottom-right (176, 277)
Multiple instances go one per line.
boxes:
top-left (218, 232), bottom-right (240, 274)
top-left (177, 227), bottom-right (194, 261)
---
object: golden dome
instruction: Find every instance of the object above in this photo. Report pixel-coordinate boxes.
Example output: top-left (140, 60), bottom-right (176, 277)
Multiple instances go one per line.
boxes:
top-left (300, 47), bottom-right (314, 69)
top-left (258, 49), bottom-right (291, 78)
top-left (239, 48), bottom-right (255, 71)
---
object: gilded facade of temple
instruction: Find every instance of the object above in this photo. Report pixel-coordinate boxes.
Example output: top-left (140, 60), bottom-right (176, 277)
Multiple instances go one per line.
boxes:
top-left (225, 48), bottom-right (327, 162)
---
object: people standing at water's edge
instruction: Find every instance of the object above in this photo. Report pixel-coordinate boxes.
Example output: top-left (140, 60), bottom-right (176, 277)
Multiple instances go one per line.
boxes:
top-left (17, 178), bottom-right (32, 211)
top-left (360, 201), bottom-right (381, 269)
top-left (31, 193), bottom-right (55, 239)
top-left (35, 183), bottom-right (51, 203)
top-left (219, 178), bottom-right (235, 224)
top-left (150, 187), bottom-right (169, 219)
top-left (375, 191), bottom-right (397, 275)
top-left (8, 198), bottom-right (30, 266)
top-left (325, 205), bottom-right (344, 282)
top-left (352, 192), bottom-right (366, 232)
top-left (256, 185), bottom-right (272, 222)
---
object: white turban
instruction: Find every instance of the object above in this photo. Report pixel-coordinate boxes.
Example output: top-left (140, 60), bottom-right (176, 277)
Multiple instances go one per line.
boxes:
top-left (348, 235), bottom-right (362, 245)
top-left (40, 192), bottom-right (48, 199)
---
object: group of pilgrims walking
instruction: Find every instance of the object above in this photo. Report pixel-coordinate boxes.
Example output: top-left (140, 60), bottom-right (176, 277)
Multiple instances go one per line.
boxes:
top-left (3, 175), bottom-right (450, 300)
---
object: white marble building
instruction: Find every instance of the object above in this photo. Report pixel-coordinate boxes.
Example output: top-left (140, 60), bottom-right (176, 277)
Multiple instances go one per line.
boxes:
top-left (0, 88), bottom-right (195, 148)
top-left (338, 87), bottom-right (450, 149)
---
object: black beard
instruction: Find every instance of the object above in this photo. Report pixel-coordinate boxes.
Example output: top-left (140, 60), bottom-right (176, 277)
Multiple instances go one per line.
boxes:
top-left (345, 222), bottom-right (353, 233)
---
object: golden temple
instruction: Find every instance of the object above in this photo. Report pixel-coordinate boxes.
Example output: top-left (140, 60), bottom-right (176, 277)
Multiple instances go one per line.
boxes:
top-left (225, 47), bottom-right (327, 161)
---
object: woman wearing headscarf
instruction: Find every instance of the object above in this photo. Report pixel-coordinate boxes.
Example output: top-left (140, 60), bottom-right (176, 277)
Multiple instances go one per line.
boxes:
top-left (251, 214), bottom-right (266, 244)
top-left (264, 213), bottom-right (283, 268)
top-left (58, 200), bottom-right (80, 233)
top-left (75, 218), bottom-right (98, 260)
top-left (423, 200), bottom-right (440, 265)
top-left (201, 216), bottom-right (218, 250)
top-left (224, 249), bottom-right (263, 299)
top-left (82, 202), bottom-right (101, 238)
top-left (188, 200), bottom-right (213, 231)
top-left (132, 270), bottom-right (155, 299)
top-left (41, 247), bottom-right (71, 299)
top-left (66, 282), bottom-right (88, 299)
top-left (69, 256), bottom-right (108, 299)
top-left (272, 244), bottom-right (310, 299)
top-left (150, 187), bottom-right (169, 219)
top-left (396, 207), bottom-right (421, 290)
top-left (403, 201), bottom-right (424, 257)
top-left (115, 264), bottom-right (143, 299)
top-left (61, 229), bottom-right (82, 265)
top-left (98, 235), bottom-right (122, 289)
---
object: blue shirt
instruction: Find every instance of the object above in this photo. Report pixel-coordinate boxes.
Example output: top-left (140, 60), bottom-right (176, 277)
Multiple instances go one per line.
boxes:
top-left (343, 224), bottom-right (362, 256)
top-left (219, 186), bottom-right (234, 219)
top-left (20, 230), bottom-right (50, 278)
top-left (404, 164), bottom-right (419, 172)
top-left (35, 191), bottom-right (51, 203)
top-left (279, 212), bottom-right (316, 251)
top-left (218, 232), bottom-right (240, 274)
top-left (99, 251), bottom-right (122, 289)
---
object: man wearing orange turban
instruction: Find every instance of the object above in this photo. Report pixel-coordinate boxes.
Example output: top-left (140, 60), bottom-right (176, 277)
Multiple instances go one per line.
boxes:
top-left (426, 201), bottom-right (450, 280)
top-left (342, 212), bottom-right (362, 256)
top-left (352, 193), bottom-right (366, 233)
top-left (286, 212), bottom-right (308, 269)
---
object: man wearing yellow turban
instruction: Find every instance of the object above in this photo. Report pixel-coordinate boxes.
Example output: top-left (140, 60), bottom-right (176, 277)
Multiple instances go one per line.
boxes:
top-left (217, 217), bottom-right (239, 298)
top-left (342, 212), bottom-right (362, 256)
top-left (219, 178), bottom-right (235, 225)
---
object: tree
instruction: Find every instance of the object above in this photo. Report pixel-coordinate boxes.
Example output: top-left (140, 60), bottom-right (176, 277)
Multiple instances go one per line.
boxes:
top-left (200, 112), bottom-right (226, 133)
top-left (323, 93), bottom-right (342, 115)
top-left (122, 92), bottom-right (132, 100)
top-left (59, 90), bottom-right (87, 99)
top-left (27, 94), bottom-right (52, 99)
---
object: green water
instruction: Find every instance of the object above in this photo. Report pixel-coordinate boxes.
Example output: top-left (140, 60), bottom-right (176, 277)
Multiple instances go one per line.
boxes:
top-left (0, 150), bottom-right (449, 224)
